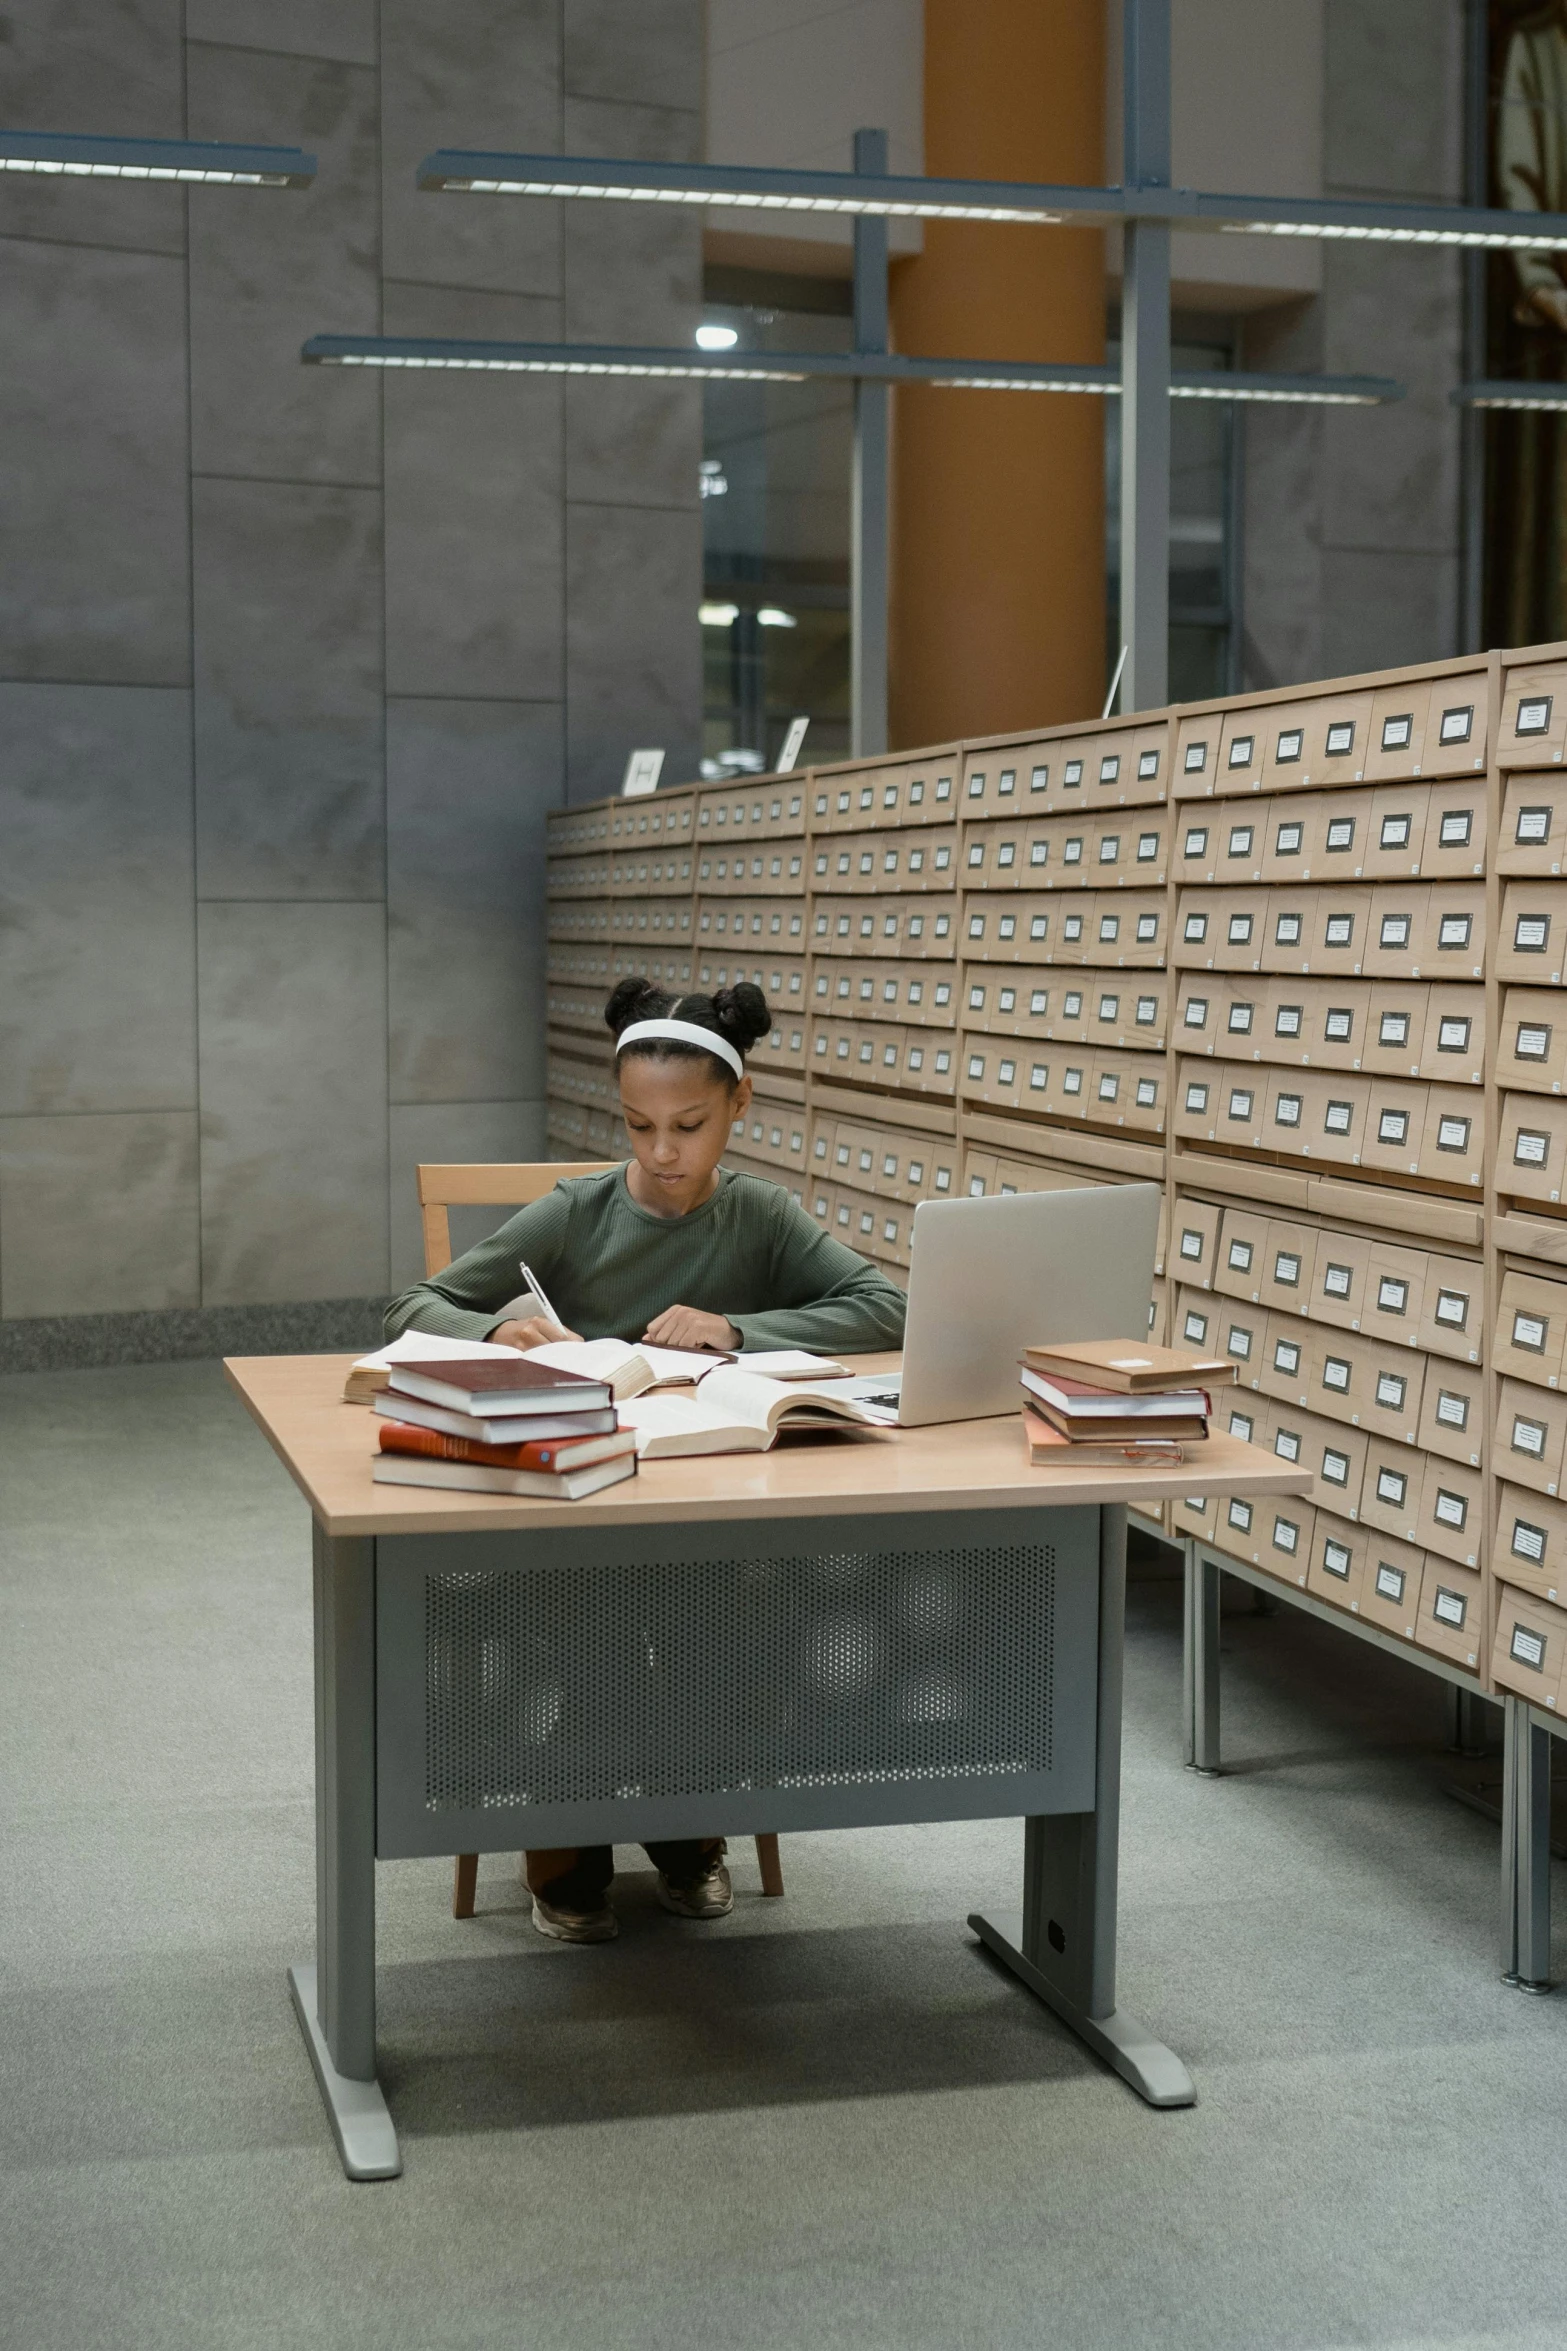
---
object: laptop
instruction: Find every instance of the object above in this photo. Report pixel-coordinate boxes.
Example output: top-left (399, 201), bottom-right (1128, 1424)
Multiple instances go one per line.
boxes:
top-left (849, 1183), bottom-right (1161, 1428)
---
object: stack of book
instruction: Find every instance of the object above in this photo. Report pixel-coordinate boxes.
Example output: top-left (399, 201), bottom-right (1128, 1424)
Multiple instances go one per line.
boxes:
top-left (1018, 1340), bottom-right (1237, 1466)
top-left (372, 1357), bottom-right (636, 1499)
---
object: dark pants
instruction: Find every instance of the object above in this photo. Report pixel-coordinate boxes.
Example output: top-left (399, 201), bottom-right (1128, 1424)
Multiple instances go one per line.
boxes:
top-left (525, 1839), bottom-right (724, 1909)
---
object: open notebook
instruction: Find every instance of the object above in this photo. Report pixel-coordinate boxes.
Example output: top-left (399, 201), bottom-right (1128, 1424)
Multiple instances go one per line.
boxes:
top-left (620, 1365), bottom-right (896, 1458)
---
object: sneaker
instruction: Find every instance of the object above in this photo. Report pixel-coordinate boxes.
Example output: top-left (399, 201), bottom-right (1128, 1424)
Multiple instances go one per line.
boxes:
top-left (655, 1858), bottom-right (734, 1919)
top-left (531, 1890), bottom-right (619, 1944)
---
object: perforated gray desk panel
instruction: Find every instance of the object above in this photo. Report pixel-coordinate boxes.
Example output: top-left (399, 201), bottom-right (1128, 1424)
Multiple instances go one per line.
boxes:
top-left (374, 1505), bottom-right (1100, 1856)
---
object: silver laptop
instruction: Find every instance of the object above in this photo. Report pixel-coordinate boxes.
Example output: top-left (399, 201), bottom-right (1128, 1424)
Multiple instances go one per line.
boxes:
top-left (851, 1183), bottom-right (1161, 1428)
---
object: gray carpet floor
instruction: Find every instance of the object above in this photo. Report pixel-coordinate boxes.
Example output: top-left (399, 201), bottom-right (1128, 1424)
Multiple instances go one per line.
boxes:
top-left (3, 1359), bottom-right (1566, 2351)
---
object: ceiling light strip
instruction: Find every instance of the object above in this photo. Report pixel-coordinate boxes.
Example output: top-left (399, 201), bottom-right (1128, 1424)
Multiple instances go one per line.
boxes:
top-left (0, 130), bottom-right (316, 186)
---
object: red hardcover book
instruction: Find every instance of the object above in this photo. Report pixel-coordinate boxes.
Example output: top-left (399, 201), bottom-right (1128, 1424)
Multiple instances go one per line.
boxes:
top-left (376, 1420), bottom-right (633, 1473)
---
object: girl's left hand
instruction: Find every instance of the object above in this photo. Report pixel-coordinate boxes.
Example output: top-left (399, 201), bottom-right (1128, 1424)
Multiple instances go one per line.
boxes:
top-left (643, 1304), bottom-right (739, 1353)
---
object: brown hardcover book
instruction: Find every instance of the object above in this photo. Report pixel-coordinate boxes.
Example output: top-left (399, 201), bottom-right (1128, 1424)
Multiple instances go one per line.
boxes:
top-left (1020, 1384), bottom-right (1208, 1445)
top-left (1021, 1406), bottom-right (1191, 1467)
top-left (376, 1420), bottom-right (634, 1474)
top-left (386, 1356), bottom-right (613, 1417)
top-left (1021, 1339), bottom-right (1238, 1393)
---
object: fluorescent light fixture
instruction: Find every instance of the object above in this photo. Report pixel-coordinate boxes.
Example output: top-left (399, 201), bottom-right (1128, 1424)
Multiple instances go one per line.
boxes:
top-left (756, 606), bottom-right (797, 627)
top-left (303, 339), bottom-right (1400, 406)
top-left (695, 323), bottom-right (739, 350)
top-left (416, 148), bottom-right (1099, 226)
top-left (699, 602), bottom-right (739, 626)
top-left (1452, 380), bottom-right (1567, 411)
top-left (1190, 190), bottom-right (1567, 252)
top-left (0, 129), bottom-right (315, 186)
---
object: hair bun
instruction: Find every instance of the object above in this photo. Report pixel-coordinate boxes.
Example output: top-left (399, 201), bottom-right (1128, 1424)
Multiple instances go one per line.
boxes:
top-left (712, 981), bottom-right (772, 1051)
top-left (604, 973), bottom-right (669, 1037)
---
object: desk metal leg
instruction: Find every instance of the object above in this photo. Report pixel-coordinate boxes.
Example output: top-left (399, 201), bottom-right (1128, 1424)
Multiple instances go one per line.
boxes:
top-left (1182, 1540), bottom-right (1221, 1775)
top-left (969, 1504), bottom-right (1196, 2109)
top-left (1502, 1695), bottom-right (1554, 1995)
top-left (291, 1526), bottom-right (400, 2179)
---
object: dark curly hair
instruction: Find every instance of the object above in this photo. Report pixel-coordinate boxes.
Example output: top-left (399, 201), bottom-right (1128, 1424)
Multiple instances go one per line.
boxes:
top-left (604, 975), bottom-right (770, 1088)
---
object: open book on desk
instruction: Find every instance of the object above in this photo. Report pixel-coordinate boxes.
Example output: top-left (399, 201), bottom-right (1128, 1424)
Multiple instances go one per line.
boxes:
top-left (523, 1335), bottom-right (733, 1400)
top-left (620, 1364), bottom-right (897, 1458)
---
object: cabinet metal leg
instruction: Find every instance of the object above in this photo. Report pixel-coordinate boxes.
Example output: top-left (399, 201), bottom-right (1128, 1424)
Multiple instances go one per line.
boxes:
top-left (1448, 1685), bottom-right (1493, 1759)
top-left (294, 1525), bottom-right (400, 2179)
top-left (1502, 1695), bottom-right (1554, 1995)
top-left (1182, 1541), bottom-right (1221, 1775)
top-left (970, 1505), bottom-right (1195, 2109)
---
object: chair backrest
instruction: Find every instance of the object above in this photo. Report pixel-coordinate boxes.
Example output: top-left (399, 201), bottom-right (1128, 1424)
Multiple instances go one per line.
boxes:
top-left (416, 1162), bottom-right (617, 1277)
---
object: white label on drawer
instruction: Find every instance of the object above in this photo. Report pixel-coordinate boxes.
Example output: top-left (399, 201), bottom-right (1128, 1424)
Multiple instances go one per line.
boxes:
top-left (1323, 1007), bottom-right (1352, 1040)
top-left (1377, 1468), bottom-right (1407, 1504)
top-left (1438, 915), bottom-right (1472, 948)
top-left (1275, 1252), bottom-right (1301, 1286)
top-left (1434, 1489), bottom-right (1467, 1527)
top-left (1180, 1229), bottom-right (1204, 1259)
top-left (1325, 721), bottom-right (1356, 755)
top-left (1378, 1278), bottom-right (1409, 1314)
top-left (1229, 1411), bottom-right (1254, 1442)
top-left (1228, 913), bottom-right (1254, 943)
top-left (1377, 1371), bottom-right (1407, 1408)
top-left (1227, 1497), bottom-right (1252, 1530)
top-left (1029, 1064), bottom-right (1046, 1089)
top-left (1273, 1517), bottom-right (1300, 1554)
top-left (1325, 915), bottom-right (1353, 946)
top-left (1063, 1067), bottom-right (1083, 1094)
top-left (1096, 1071), bottom-right (1115, 1098)
top-left (1100, 755), bottom-right (1120, 783)
top-left (1437, 1119), bottom-right (1470, 1151)
top-left (1517, 1024), bottom-right (1550, 1059)
top-left (1437, 1018), bottom-right (1471, 1051)
top-left (1099, 915), bottom-right (1120, 941)
top-left (1228, 1239), bottom-right (1253, 1270)
top-left (1436, 1389), bottom-right (1469, 1428)
top-left (1274, 1093), bottom-right (1301, 1126)
top-left (1439, 810), bottom-right (1473, 845)
top-left (1064, 837), bottom-right (1084, 864)
top-left (1516, 806), bottom-right (1551, 843)
top-left (1323, 1538), bottom-right (1352, 1577)
top-left (1323, 1449), bottom-right (1350, 1485)
top-left (1380, 915), bottom-right (1412, 947)
top-left (1382, 714), bottom-right (1414, 750)
top-left (1377, 1110), bottom-right (1409, 1143)
top-left (1276, 729), bottom-right (1303, 762)
top-left (1228, 826), bottom-right (1254, 856)
top-left (1184, 1311), bottom-right (1209, 1344)
top-left (1229, 1088), bottom-right (1255, 1120)
top-left (1326, 818), bottom-right (1355, 851)
top-left (1375, 1563), bottom-right (1405, 1601)
top-left (1513, 1416), bottom-right (1546, 1456)
top-left (1031, 840), bottom-right (1048, 865)
top-left (1515, 1312), bottom-right (1548, 1350)
top-left (1516, 915), bottom-right (1550, 950)
top-left (1275, 913), bottom-right (1303, 946)
top-left (1135, 1076), bottom-right (1158, 1107)
top-left (1511, 1623), bottom-right (1546, 1668)
top-left (1228, 1325), bottom-right (1253, 1360)
top-left (1184, 827), bottom-right (1208, 856)
top-left (1381, 814), bottom-right (1412, 849)
top-left (1323, 1262), bottom-right (1352, 1296)
top-left (1136, 995), bottom-right (1158, 1023)
top-left (1185, 1083), bottom-right (1210, 1113)
top-left (1184, 742), bottom-right (1208, 772)
top-left (1380, 1012), bottom-right (1410, 1046)
top-left (1275, 1340), bottom-right (1302, 1375)
top-left (1276, 822), bottom-right (1304, 855)
top-left (1228, 735), bottom-right (1255, 769)
top-left (1137, 915), bottom-right (1159, 940)
top-left (998, 843), bottom-right (1017, 867)
top-left (1517, 697), bottom-right (1552, 736)
top-left (1439, 705), bottom-right (1474, 744)
top-left (1324, 1356), bottom-right (1351, 1391)
top-left (1434, 1585), bottom-right (1467, 1627)
top-left (1275, 1427), bottom-right (1301, 1461)
top-left (1227, 1002), bottom-right (1255, 1034)
top-left (1139, 749), bottom-right (1160, 777)
top-left (1515, 1131), bottom-right (1550, 1166)
top-left (1063, 761), bottom-right (1083, 786)
top-left (1138, 833), bottom-right (1159, 861)
top-left (1513, 1520), bottom-right (1547, 1563)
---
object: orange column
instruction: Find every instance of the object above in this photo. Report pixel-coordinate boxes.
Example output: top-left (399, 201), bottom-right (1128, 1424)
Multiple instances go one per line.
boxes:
top-left (890, 0), bottom-right (1106, 749)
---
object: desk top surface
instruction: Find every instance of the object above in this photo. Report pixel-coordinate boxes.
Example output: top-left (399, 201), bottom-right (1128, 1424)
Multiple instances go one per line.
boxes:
top-left (224, 1353), bottom-right (1309, 1539)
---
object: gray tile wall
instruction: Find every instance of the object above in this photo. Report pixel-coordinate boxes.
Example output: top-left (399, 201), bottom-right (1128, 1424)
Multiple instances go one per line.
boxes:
top-left (0, 2), bottom-right (703, 1336)
top-left (1239, 0), bottom-right (1466, 688)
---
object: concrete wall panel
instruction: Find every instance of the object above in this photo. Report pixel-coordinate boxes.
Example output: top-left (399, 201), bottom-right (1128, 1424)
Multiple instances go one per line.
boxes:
top-left (565, 503), bottom-right (701, 800)
top-left (192, 479), bottom-right (385, 901)
top-left (0, 1111), bottom-right (200, 1319)
top-left (0, 684), bottom-right (196, 1118)
top-left (197, 902), bottom-right (389, 1303)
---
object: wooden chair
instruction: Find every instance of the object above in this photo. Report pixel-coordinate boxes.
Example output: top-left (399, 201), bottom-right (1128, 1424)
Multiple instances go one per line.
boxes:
top-left (415, 1160), bottom-right (786, 1917)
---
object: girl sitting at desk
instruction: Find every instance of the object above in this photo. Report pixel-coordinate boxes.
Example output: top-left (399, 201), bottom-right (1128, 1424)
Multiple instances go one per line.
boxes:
top-left (384, 973), bottom-right (907, 1946)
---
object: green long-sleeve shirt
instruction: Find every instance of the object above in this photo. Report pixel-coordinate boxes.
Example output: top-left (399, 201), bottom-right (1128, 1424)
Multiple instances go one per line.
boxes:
top-left (385, 1164), bottom-right (907, 1355)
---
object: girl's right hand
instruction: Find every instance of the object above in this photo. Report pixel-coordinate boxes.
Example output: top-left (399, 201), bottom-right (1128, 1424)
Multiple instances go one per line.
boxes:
top-left (491, 1316), bottom-right (583, 1351)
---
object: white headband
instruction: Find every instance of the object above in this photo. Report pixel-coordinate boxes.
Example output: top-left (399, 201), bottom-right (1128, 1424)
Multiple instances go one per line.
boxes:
top-left (616, 1017), bottom-right (744, 1080)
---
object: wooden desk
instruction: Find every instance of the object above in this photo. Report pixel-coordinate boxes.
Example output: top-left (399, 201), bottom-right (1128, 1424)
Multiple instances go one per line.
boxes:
top-left (227, 1353), bottom-right (1306, 2180)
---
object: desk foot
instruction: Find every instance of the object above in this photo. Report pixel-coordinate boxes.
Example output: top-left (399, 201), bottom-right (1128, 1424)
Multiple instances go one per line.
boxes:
top-left (288, 1964), bottom-right (402, 2180)
top-left (967, 1912), bottom-right (1196, 2110)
